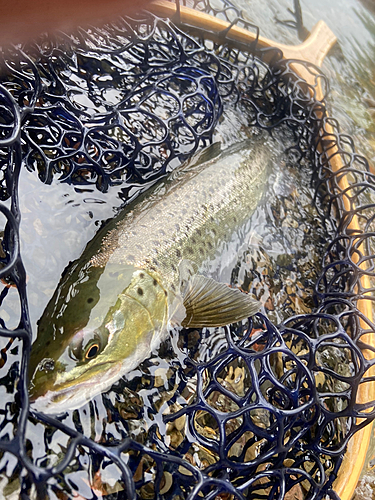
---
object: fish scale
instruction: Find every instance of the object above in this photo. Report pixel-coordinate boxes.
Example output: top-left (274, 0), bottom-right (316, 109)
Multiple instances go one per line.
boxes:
top-left (91, 138), bottom-right (270, 289)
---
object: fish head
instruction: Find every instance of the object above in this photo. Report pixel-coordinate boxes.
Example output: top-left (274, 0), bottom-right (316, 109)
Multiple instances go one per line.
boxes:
top-left (29, 261), bottom-right (169, 413)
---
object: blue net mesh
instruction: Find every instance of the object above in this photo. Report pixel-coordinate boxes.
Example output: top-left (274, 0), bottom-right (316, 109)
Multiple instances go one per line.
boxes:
top-left (0, 1), bottom-right (375, 499)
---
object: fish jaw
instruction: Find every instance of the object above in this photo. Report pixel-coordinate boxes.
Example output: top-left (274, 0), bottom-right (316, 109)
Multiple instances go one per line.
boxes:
top-left (30, 360), bottom-right (123, 414)
top-left (29, 270), bottom-right (170, 413)
top-left (30, 322), bottom-right (168, 414)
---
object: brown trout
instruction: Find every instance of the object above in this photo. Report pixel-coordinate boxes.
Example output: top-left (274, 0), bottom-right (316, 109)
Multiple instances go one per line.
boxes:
top-left (29, 139), bottom-right (270, 413)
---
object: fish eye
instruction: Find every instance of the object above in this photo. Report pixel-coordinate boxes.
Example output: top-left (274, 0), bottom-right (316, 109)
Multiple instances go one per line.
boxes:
top-left (69, 331), bottom-right (103, 362)
top-left (85, 343), bottom-right (100, 360)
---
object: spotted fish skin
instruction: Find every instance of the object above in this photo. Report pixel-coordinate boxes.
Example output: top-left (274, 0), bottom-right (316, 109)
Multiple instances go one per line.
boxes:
top-left (93, 140), bottom-right (268, 280)
top-left (29, 139), bottom-right (270, 414)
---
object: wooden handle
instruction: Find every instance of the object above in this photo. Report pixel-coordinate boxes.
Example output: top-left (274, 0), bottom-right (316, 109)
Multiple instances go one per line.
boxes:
top-left (149, 0), bottom-right (336, 90)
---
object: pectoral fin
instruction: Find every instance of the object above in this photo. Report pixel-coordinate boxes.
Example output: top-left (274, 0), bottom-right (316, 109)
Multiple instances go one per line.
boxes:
top-left (181, 274), bottom-right (260, 328)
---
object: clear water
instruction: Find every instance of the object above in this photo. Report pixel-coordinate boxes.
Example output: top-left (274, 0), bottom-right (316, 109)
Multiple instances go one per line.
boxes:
top-left (237, 0), bottom-right (375, 496)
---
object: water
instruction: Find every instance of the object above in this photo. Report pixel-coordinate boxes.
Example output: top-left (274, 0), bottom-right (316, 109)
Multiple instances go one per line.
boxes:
top-left (239, 0), bottom-right (375, 164)
top-left (233, 0), bottom-right (375, 495)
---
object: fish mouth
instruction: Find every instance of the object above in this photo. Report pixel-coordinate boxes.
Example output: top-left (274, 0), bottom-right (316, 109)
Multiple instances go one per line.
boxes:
top-left (30, 361), bottom-right (122, 414)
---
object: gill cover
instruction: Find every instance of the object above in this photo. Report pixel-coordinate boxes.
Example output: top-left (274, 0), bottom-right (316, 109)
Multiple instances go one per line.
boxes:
top-left (29, 261), bottom-right (168, 409)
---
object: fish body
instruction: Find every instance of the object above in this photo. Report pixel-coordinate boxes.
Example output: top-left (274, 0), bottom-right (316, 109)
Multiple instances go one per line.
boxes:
top-left (29, 139), bottom-right (271, 413)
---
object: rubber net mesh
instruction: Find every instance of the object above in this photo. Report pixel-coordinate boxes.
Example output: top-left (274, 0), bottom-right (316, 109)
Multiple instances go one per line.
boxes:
top-left (0, 0), bottom-right (375, 499)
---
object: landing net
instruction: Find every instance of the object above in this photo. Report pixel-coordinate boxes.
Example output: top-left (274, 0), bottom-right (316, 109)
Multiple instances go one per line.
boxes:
top-left (0, 1), bottom-right (374, 499)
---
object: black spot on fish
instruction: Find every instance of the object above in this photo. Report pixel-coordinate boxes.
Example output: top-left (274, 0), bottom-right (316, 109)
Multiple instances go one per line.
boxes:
top-left (153, 279), bottom-right (158, 286)
top-left (171, 264), bottom-right (177, 272)
top-left (212, 228), bottom-right (217, 236)
top-left (176, 249), bottom-right (181, 258)
top-left (196, 229), bottom-right (202, 236)
top-left (140, 273), bottom-right (145, 279)
top-left (191, 237), bottom-right (196, 244)
top-left (207, 241), bottom-right (213, 249)
top-left (87, 297), bottom-right (94, 304)
top-left (199, 247), bottom-right (205, 255)
top-left (164, 290), bottom-right (168, 296)
top-left (186, 247), bottom-right (194, 255)
top-left (137, 287), bottom-right (144, 296)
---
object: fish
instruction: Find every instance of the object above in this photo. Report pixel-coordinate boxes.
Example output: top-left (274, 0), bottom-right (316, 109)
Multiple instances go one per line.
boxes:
top-left (28, 138), bottom-right (271, 414)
